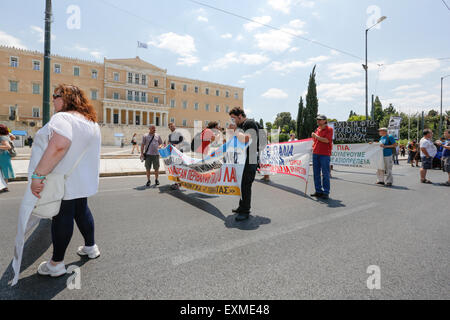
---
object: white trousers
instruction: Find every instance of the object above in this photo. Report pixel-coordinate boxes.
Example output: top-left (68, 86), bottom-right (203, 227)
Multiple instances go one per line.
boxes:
top-left (377, 156), bottom-right (393, 184)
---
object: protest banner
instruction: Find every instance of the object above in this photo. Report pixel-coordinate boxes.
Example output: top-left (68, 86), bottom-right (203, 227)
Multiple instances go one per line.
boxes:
top-left (159, 136), bottom-right (247, 196)
top-left (331, 143), bottom-right (384, 169)
top-left (331, 120), bottom-right (379, 143)
top-left (259, 139), bottom-right (313, 183)
top-left (388, 116), bottom-right (402, 140)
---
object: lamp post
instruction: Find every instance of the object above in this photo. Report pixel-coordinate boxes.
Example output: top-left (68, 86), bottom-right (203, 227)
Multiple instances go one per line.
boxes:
top-left (440, 75), bottom-right (450, 137)
top-left (42, 0), bottom-right (52, 126)
top-left (364, 16), bottom-right (387, 120)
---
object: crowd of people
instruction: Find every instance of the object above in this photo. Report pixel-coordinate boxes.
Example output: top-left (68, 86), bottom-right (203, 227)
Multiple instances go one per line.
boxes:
top-left (3, 83), bottom-right (450, 284)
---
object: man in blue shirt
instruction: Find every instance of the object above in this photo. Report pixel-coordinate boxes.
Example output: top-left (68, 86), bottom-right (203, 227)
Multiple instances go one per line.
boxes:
top-left (376, 127), bottom-right (397, 186)
top-left (438, 129), bottom-right (450, 186)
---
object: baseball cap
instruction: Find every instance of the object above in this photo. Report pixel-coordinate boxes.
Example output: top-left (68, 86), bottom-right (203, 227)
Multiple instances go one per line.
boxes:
top-left (316, 114), bottom-right (327, 120)
top-left (378, 127), bottom-right (388, 131)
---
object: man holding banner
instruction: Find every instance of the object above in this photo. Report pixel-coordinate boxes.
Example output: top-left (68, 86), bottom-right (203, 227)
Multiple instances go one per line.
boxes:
top-left (311, 115), bottom-right (333, 200)
top-left (376, 128), bottom-right (397, 186)
top-left (229, 107), bottom-right (259, 221)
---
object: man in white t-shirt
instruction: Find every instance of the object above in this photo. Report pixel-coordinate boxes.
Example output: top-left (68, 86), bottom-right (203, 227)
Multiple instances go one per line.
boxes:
top-left (419, 129), bottom-right (437, 184)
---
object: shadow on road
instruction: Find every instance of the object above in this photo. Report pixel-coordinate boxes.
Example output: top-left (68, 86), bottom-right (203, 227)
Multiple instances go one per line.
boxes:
top-left (332, 177), bottom-right (411, 191)
top-left (333, 169), bottom-right (405, 177)
top-left (0, 219), bottom-right (87, 299)
top-left (254, 179), bottom-right (309, 199)
top-left (158, 185), bottom-right (271, 231)
top-left (315, 197), bottom-right (346, 208)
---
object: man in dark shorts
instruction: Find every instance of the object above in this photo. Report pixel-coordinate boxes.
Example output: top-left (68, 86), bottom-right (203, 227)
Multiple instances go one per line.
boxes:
top-left (419, 129), bottom-right (437, 184)
top-left (438, 129), bottom-right (450, 186)
top-left (141, 125), bottom-right (163, 187)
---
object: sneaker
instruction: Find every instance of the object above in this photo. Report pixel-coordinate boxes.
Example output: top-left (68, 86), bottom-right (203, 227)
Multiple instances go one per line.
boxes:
top-left (146, 180), bottom-right (151, 187)
top-left (376, 182), bottom-right (385, 185)
top-left (77, 244), bottom-right (100, 259)
top-left (37, 261), bottom-right (67, 277)
top-left (155, 180), bottom-right (160, 186)
top-left (319, 193), bottom-right (329, 200)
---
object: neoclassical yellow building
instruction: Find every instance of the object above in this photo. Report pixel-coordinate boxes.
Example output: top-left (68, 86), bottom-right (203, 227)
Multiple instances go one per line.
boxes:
top-left (0, 45), bottom-right (244, 144)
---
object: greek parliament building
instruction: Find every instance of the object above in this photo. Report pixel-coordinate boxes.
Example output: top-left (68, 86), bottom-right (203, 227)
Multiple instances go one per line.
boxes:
top-left (0, 45), bottom-right (244, 145)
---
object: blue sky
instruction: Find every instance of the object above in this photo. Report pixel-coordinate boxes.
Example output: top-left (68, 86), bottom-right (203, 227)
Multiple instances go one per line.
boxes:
top-left (1, 0), bottom-right (450, 122)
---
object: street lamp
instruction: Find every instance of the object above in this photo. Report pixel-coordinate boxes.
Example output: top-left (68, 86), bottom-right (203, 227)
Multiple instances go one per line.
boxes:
top-left (439, 75), bottom-right (450, 137)
top-left (364, 16), bottom-right (387, 119)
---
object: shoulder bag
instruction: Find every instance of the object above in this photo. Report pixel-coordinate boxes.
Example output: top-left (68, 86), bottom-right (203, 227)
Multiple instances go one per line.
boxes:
top-left (32, 146), bottom-right (90, 219)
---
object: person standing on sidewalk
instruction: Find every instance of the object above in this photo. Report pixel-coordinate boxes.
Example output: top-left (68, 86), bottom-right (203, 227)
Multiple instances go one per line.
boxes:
top-left (130, 133), bottom-right (139, 154)
top-left (310, 115), bottom-right (333, 200)
top-left (376, 128), bottom-right (397, 187)
top-left (0, 124), bottom-right (15, 193)
top-left (141, 125), bottom-right (163, 187)
top-left (419, 129), bottom-right (437, 184)
top-left (229, 107), bottom-right (259, 221)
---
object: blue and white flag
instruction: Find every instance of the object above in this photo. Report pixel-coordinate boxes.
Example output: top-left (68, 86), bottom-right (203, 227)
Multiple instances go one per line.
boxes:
top-left (137, 41), bottom-right (148, 49)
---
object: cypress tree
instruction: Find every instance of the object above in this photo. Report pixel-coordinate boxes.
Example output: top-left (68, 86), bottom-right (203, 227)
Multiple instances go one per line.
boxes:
top-left (304, 65), bottom-right (319, 136)
top-left (296, 96), bottom-right (304, 138)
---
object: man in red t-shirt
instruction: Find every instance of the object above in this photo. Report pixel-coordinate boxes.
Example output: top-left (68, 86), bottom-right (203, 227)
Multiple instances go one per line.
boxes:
top-left (196, 121), bottom-right (219, 157)
top-left (311, 114), bottom-right (333, 199)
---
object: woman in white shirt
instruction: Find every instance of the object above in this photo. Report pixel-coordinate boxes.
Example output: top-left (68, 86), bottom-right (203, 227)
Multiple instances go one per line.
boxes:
top-left (12, 84), bottom-right (101, 284)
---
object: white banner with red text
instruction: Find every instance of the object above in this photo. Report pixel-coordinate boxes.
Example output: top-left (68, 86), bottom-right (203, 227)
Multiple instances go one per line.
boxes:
top-left (259, 139), bottom-right (313, 182)
top-left (331, 143), bottom-right (384, 170)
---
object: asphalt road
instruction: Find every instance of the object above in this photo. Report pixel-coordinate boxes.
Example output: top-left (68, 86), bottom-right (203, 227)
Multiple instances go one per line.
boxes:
top-left (0, 163), bottom-right (449, 300)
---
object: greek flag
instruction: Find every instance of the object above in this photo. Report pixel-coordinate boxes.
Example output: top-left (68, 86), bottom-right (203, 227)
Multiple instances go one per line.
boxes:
top-left (137, 41), bottom-right (148, 49)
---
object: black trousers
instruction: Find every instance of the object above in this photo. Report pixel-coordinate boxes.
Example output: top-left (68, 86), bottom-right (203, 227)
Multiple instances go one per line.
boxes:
top-left (238, 163), bottom-right (257, 213)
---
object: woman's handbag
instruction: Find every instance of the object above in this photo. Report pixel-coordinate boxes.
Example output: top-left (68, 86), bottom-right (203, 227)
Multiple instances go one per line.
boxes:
top-left (32, 147), bottom-right (89, 219)
top-left (8, 140), bottom-right (16, 158)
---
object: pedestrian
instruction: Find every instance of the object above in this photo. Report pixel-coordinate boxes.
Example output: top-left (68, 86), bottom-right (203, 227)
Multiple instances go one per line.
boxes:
top-left (141, 125), bottom-right (163, 187)
top-left (168, 122), bottom-right (184, 190)
top-left (13, 84), bottom-right (102, 283)
top-left (229, 107), bottom-right (259, 221)
top-left (400, 145), bottom-right (406, 157)
top-left (419, 129), bottom-right (437, 184)
top-left (198, 121), bottom-right (219, 157)
top-left (288, 133), bottom-right (296, 142)
top-left (0, 124), bottom-right (15, 193)
top-left (376, 128), bottom-right (397, 187)
top-left (130, 133), bottom-right (140, 154)
top-left (27, 136), bottom-right (33, 148)
top-left (393, 144), bottom-right (400, 165)
top-left (437, 129), bottom-right (450, 186)
top-left (310, 114), bottom-right (333, 199)
top-left (408, 140), bottom-right (418, 167)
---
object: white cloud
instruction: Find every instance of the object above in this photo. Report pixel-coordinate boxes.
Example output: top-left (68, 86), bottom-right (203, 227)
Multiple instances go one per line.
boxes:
top-left (221, 33), bottom-right (232, 39)
top-left (30, 26), bottom-right (55, 43)
top-left (238, 79), bottom-right (246, 84)
top-left (197, 16), bottom-right (208, 22)
top-left (317, 82), bottom-right (365, 102)
top-left (244, 16), bottom-right (272, 32)
top-left (379, 59), bottom-right (440, 81)
top-left (391, 84), bottom-right (421, 92)
top-left (298, 0), bottom-right (315, 8)
top-left (236, 34), bottom-right (244, 41)
top-left (268, 0), bottom-right (292, 14)
top-left (270, 55), bottom-right (329, 73)
top-left (288, 19), bottom-right (306, 29)
top-left (0, 30), bottom-right (27, 49)
top-left (262, 88), bottom-right (289, 99)
top-left (202, 52), bottom-right (270, 71)
top-left (149, 32), bottom-right (199, 66)
top-left (253, 19), bottom-right (306, 53)
top-left (254, 29), bottom-right (294, 53)
top-left (289, 47), bottom-right (299, 53)
top-left (327, 62), bottom-right (363, 80)
top-left (90, 51), bottom-right (104, 60)
top-left (330, 49), bottom-right (340, 56)
top-left (73, 45), bottom-right (105, 60)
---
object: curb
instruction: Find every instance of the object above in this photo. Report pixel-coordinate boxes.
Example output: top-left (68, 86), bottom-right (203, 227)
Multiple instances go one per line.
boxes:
top-left (9, 171), bottom-right (166, 182)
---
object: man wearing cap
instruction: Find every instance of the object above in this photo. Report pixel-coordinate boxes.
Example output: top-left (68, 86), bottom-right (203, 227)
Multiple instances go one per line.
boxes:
top-left (311, 115), bottom-right (333, 199)
top-left (376, 128), bottom-right (397, 186)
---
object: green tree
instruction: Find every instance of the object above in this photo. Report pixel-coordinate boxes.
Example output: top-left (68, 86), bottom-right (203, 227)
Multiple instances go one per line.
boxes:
top-left (273, 112), bottom-right (296, 133)
top-left (348, 115), bottom-right (369, 122)
top-left (302, 65), bottom-right (319, 138)
top-left (296, 96), bottom-right (304, 138)
top-left (373, 96), bottom-right (384, 125)
top-left (259, 118), bottom-right (264, 128)
top-left (265, 122), bottom-right (273, 131)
